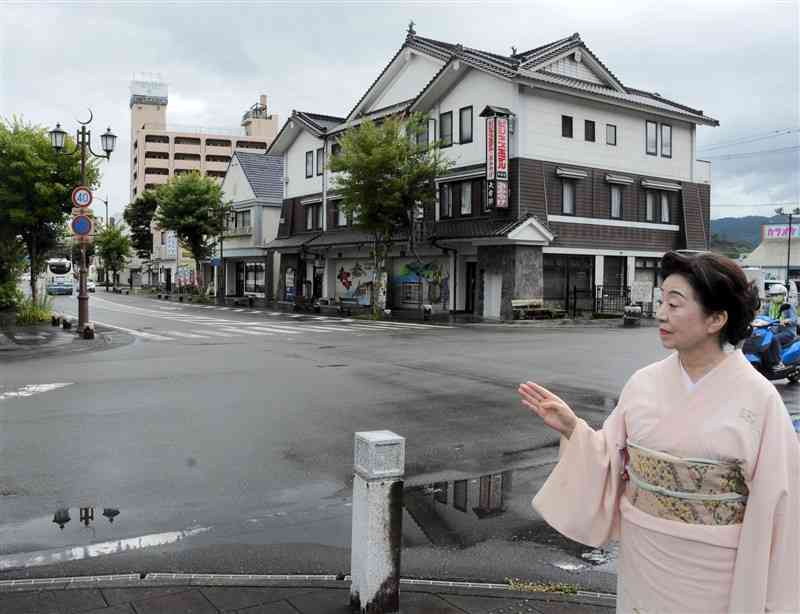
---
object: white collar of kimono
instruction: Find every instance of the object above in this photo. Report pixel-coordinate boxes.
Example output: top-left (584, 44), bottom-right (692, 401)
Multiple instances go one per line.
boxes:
top-left (678, 351), bottom-right (734, 392)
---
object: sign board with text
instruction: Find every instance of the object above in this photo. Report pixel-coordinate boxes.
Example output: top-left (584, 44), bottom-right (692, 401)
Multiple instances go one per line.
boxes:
top-left (484, 114), bottom-right (509, 209)
top-left (763, 224), bottom-right (800, 240)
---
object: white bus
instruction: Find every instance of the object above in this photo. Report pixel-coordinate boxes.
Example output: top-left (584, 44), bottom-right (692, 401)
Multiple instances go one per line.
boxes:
top-left (45, 258), bottom-right (74, 295)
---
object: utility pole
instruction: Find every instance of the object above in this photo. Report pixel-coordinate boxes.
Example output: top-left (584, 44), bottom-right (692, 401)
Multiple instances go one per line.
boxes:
top-left (776, 207), bottom-right (800, 283)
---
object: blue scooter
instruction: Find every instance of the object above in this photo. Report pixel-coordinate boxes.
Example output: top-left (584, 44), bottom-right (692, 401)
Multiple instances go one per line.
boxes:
top-left (744, 316), bottom-right (800, 383)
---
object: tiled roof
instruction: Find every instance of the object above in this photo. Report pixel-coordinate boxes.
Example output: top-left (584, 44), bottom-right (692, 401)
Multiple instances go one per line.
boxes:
top-left (264, 233), bottom-right (321, 250)
top-left (306, 230), bottom-right (409, 248)
top-left (233, 151), bottom-right (284, 201)
top-left (432, 218), bottom-right (531, 240)
top-left (295, 111), bottom-right (345, 132)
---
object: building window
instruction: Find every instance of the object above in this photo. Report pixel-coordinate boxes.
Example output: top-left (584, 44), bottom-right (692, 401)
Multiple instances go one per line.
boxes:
top-left (331, 142), bottom-right (342, 158)
top-left (562, 115), bottom-right (573, 138)
top-left (661, 124), bottom-right (672, 158)
top-left (305, 151), bottom-right (314, 178)
top-left (606, 124), bottom-right (617, 146)
top-left (440, 183), bottom-right (452, 218)
top-left (646, 191), bottom-right (655, 221)
top-left (206, 138), bottom-right (231, 147)
top-left (235, 209), bottom-right (251, 228)
top-left (145, 151), bottom-right (169, 159)
top-left (316, 148), bottom-right (324, 176)
top-left (145, 134), bottom-right (169, 144)
top-left (610, 185), bottom-right (622, 219)
top-left (440, 111), bottom-right (453, 147)
top-left (206, 154), bottom-right (231, 163)
top-left (460, 182), bottom-right (472, 216)
top-left (174, 152), bottom-right (201, 161)
top-left (236, 140), bottom-right (266, 150)
top-left (174, 136), bottom-right (201, 146)
top-left (646, 120), bottom-right (657, 155)
top-left (245, 262), bottom-right (265, 293)
top-left (160, 232), bottom-right (165, 245)
top-left (414, 120), bottom-right (429, 150)
top-left (459, 106), bottom-right (473, 143)
top-left (585, 120), bottom-right (596, 142)
top-left (400, 282), bottom-right (422, 303)
top-left (306, 205), bottom-right (314, 230)
top-left (661, 192), bottom-right (670, 223)
top-left (562, 180), bottom-right (575, 215)
top-left (335, 202), bottom-right (347, 227)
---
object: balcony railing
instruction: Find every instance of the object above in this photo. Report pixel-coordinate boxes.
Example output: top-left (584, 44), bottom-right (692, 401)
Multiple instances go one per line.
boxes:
top-left (224, 226), bottom-right (253, 237)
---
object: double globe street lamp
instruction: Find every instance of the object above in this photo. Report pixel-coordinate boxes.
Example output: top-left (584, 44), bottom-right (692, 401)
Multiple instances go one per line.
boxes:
top-left (48, 112), bottom-right (117, 330)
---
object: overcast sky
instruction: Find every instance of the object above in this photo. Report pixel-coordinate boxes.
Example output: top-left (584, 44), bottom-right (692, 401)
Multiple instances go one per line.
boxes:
top-left (2, 0), bottom-right (798, 221)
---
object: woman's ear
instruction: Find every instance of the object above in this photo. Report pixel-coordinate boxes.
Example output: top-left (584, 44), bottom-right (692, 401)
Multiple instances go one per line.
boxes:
top-left (708, 310), bottom-right (728, 336)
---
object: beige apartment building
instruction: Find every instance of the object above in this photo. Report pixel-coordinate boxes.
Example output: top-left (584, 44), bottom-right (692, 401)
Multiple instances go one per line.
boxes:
top-left (128, 79), bottom-right (279, 289)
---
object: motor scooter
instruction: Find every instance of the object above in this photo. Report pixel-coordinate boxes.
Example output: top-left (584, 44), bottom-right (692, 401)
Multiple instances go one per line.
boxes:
top-left (743, 316), bottom-right (800, 383)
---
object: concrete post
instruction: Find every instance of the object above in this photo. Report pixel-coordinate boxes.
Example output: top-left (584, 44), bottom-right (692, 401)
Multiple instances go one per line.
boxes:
top-left (350, 430), bottom-right (405, 614)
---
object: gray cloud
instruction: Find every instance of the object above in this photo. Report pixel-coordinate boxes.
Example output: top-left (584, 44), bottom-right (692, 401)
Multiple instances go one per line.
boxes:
top-left (1, 0), bottom-right (797, 221)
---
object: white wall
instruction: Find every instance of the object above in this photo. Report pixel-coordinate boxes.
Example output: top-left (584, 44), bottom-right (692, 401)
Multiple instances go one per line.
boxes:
top-left (220, 158), bottom-right (256, 203)
top-left (520, 88), bottom-right (695, 181)
top-left (369, 52), bottom-right (443, 112)
top-left (262, 207), bottom-right (281, 243)
top-left (286, 129), bottom-right (324, 198)
top-left (432, 69), bottom-right (517, 169)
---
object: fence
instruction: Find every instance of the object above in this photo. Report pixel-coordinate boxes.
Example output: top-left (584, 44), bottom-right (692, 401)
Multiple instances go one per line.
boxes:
top-left (568, 285), bottom-right (658, 318)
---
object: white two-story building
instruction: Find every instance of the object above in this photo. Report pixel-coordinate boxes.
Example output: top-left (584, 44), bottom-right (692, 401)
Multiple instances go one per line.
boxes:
top-left (267, 27), bottom-right (717, 319)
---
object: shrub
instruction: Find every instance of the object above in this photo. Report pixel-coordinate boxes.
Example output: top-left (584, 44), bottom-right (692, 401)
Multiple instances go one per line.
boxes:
top-left (0, 280), bottom-right (23, 310)
top-left (16, 294), bottom-right (53, 325)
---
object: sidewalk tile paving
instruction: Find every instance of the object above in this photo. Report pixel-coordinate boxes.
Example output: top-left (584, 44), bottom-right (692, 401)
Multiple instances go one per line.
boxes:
top-left (0, 583), bottom-right (615, 613)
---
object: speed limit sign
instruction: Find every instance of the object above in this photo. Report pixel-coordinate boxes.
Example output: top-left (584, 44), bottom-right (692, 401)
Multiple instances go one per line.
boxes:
top-left (71, 186), bottom-right (93, 208)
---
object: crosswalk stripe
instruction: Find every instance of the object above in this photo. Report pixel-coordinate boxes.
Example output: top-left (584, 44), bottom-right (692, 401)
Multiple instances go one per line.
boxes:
top-left (289, 314), bottom-right (304, 318)
top-left (233, 309), bottom-right (245, 312)
top-left (217, 307), bottom-right (230, 310)
top-left (250, 310), bottom-right (262, 314)
top-left (168, 331), bottom-right (209, 339)
top-left (268, 312), bottom-right (283, 316)
top-left (191, 330), bottom-right (237, 337)
top-left (248, 325), bottom-right (303, 335)
top-left (219, 327), bottom-right (273, 336)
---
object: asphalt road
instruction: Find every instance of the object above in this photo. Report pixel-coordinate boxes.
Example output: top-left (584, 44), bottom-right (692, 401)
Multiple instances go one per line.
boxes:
top-left (2, 292), bottom-right (797, 589)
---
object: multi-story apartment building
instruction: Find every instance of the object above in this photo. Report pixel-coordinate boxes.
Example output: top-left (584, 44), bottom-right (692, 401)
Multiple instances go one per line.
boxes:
top-left (129, 79), bottom-right (280, 288)
top-left (267, 28), bottom-right (717, 319)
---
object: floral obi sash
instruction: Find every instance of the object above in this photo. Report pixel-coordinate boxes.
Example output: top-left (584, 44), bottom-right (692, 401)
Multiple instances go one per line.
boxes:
top-left (622, 440), bottom-right (749, 526)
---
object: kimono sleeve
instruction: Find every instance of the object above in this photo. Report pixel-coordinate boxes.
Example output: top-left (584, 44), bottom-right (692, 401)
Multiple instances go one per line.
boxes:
top-left (531, 379), bottom-right (632, 548)
top-left (729, 393), bottom-right (800, 613)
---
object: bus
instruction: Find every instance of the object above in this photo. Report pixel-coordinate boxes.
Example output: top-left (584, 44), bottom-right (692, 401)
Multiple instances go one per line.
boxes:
top-left (45, 258), bottom-right (74, 295)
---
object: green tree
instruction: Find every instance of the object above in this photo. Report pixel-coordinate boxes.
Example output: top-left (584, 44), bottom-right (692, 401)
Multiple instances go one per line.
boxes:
top-left (329, 113), bottom-right (451, 318)
top-left (124, 190), bottom-right (159, 259)
top-left (94, 224), bottom-right (131, 290)
top-left (154, 172), bottom-right (227, 289)
top-left (0, 117), bottom-right (99, 302)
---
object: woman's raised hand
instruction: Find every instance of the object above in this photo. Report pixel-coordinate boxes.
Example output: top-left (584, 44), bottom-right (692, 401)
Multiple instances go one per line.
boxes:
top-left (518, 382), bottom-right (578, 439)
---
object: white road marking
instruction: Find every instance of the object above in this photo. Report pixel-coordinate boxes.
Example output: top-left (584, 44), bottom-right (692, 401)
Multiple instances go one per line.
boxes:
top-left (0, 383), bottom-right (73, 401)
top-left (167, 331), bottom-right (208, 339)
top-left (219, 327), bottom-right (273, 336)
top-left (61, 314), bottom-right (173, 341)
top-left (191, 330), bottom-right (238, 337)
top-left (250, 310), bottom-right (262, 314)
top-left (233, 309), bottom-right (245, 312)
top-left (248, 325), bottom-right (302, 335)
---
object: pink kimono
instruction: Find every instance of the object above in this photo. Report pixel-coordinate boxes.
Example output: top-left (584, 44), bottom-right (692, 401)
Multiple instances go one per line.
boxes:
top-left (533, 350), bottom-right (800, 613)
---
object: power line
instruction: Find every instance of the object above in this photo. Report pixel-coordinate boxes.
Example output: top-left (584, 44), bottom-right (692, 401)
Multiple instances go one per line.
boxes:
top-left (712, 201), bottom-right (799, 208)
top-left (698, 127), bottom-right (800, 152)
top-left (703, 145), bottom-right (800, 160)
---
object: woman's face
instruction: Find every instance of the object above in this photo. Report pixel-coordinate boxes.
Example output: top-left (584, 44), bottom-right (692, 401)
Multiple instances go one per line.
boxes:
top-left (656, 273), bottom-right (724, 351)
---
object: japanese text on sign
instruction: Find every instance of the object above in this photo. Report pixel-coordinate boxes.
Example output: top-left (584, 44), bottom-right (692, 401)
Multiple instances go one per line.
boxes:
top-left (764, 224), bottom-right (800, 239)
top-left (486, 117), bottom-right (496, 181)
top-left (496, 118), bottom-right (508, 180)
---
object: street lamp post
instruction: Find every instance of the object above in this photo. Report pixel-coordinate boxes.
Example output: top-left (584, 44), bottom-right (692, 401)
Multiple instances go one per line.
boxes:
top-left (49, 114), bottom-right (116, 330)
top-left (776, 207), bottom-right (800, 284)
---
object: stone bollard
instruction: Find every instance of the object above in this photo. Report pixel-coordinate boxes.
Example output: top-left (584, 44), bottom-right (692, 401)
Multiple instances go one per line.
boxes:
top-left (81, 323), bottom-right (95, 340)
top-left (350, 430), bottom-right (405, 614)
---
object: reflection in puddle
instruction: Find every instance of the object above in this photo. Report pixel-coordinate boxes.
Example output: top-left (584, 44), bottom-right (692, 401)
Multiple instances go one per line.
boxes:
top-left (52, 506), bottom-right (120, 530)
top-left (404, 467), bottom-right (615, 568)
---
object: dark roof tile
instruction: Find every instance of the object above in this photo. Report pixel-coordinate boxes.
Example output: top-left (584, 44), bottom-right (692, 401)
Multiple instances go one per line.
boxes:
top-left (233, 151), bottom-right (284, 201)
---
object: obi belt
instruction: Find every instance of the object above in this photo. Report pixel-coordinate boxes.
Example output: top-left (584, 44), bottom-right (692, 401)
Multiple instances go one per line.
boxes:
top-left (623, 440), bottom-right (748, 525)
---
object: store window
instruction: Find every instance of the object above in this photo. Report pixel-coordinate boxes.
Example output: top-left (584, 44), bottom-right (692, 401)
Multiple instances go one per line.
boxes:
top-left (245, 262), bottom-right (265, 293)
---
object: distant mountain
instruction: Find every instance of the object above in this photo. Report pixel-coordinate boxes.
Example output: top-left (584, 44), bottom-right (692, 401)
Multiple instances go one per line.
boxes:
top-left (710, 215), bottom-right (783, 247)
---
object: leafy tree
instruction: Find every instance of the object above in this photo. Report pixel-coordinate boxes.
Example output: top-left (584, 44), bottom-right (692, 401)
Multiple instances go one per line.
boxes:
top-left (0, 117), bottom-right (99, 302)
top-left (124, 190), bottom-right (159, 259)
top-left (154, 172), bottom-right (228, 289)
top-left (94, 224), bottom-right (131, 290)
top-left (329, 113), bottom-right (451, 318)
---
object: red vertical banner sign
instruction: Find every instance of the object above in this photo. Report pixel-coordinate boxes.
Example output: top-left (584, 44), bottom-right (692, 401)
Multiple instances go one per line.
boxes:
top-left (495, 117), bottom-right (509, 208)
top-left (486, 117), bottom-right (496, 208)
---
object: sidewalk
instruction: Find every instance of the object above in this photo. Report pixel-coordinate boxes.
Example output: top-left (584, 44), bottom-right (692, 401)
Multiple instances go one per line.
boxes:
top-left (0, 575), bottom-right (615, 613)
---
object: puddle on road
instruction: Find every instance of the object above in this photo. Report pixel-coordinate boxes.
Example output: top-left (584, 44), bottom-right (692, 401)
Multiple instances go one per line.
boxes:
top-left (402, 464), bottom-right (616, 572)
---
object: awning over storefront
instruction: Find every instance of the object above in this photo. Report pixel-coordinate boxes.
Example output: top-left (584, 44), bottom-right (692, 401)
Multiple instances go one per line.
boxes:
top-left (432, 216), bottom-right (553, 245)
top-left (305, 230), bottom-right (408, 248)
top-left (264, 233), bottom-right (321, 253)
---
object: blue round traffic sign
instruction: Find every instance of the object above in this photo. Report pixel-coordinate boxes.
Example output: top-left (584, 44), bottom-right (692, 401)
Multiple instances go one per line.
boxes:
top-left (71, 215), bottom-right (93, 236)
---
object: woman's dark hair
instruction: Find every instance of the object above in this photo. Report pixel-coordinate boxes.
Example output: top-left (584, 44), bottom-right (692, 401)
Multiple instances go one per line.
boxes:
top-left (659, 250), bottom-right (760, 346)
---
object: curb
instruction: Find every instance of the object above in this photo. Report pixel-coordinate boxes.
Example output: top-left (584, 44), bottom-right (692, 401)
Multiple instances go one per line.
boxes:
top-left (0, 573), bottom-right (617, 605)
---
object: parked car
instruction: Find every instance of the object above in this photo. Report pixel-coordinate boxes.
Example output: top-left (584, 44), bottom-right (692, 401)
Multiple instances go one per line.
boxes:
top-left (87, 280), bottom-right (96, 293)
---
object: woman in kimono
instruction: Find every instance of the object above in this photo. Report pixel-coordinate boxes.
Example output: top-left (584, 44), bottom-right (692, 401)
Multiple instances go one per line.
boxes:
top-left (519, 251), bottom-right (799, 613)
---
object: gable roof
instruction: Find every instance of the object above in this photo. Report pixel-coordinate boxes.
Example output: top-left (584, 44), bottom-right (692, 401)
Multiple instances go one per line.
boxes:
top-left (232, 151), bottom-right (284, 201)
top-left (266, 109), bottom-right (347, 156)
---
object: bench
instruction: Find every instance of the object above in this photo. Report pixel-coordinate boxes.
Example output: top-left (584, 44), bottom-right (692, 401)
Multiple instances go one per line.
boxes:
top-left (511, 298), bottom-right (544, 320)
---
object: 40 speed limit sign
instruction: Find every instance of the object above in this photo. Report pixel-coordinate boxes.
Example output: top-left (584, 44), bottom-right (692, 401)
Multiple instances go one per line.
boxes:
top-left (71, 186), bottom-right (93, 208)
